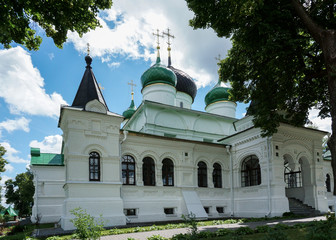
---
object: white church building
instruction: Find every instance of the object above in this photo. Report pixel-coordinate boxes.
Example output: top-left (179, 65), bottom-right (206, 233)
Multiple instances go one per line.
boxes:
top-left (30, 41), bottom-right (334, 230)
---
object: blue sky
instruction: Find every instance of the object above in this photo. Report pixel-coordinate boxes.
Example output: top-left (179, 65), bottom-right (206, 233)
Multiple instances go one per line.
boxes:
top-left (0, 0), bottom-right (330, 205)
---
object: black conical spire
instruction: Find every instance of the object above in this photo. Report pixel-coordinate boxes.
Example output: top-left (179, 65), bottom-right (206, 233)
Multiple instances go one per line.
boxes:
top-left (71, 51), bottom-right (109, 111)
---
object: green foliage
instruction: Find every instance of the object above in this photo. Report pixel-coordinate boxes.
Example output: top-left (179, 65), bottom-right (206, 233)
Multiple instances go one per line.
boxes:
top-left (255, 225), bottom-right (271, 233)
top-left (0, 0), bottom-right (113, 50)
top-left (264, 228), bottom-right (289, 240)
top-left (5, 170), bottom-right (34, 217)
top-left (234, 226), bottom-right (254, 235)
top-left (70, 207), bottom-right (104, 240)
top-left (196, 231), bottom-right (216, 239)
top-left (46, 237), bottom-right (63, 240)
top-left (147, 235), bottom-right (168, 240)
top-left (0, 145), bottom-right (8, 174)
top-left (171, 233), bottom-right (190, 240)
top-left (182, 212), bottom-right (198, 236)
top-left (186, 0), bottom-right (335, 136)
top-left (7, 225), bottom-right (25, 235)
top-left (306, 220), bottom-right (333, 240)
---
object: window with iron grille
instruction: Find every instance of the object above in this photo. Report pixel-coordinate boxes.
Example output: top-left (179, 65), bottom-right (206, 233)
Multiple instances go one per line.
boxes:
top-left (241, 155), bottom-right (261, 187)
top-left (143, 157), bottom-right (155, 186)
top-left (213, 163), bottom-right (222, 188)
top-left (122, 155), bottom-right (135, 185)
top-left (198, 161), bottom-right (207, 187)
top-left (89, 152), bottom-right (100, 181)
top-left (162, 158), bottom-right (174, 186)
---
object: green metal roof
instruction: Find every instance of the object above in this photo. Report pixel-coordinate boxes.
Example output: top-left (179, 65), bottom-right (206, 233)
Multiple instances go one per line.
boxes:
top-left (30, 148), bottom-right (64, 166)
top-left (141, 57), bottom-right (177, 89)
top-left (1, 206), bottom-right (18, 217)
top-left (123, 99), bottom-right (137, 119)
top-left (205, 79), bottom-right (233, 106)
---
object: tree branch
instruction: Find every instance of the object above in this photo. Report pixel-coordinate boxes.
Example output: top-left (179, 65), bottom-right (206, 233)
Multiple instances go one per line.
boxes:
top-left (291, 0), bottom-right (323, 46)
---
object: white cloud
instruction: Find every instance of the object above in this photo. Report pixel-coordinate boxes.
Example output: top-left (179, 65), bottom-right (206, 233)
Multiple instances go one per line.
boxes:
top-left (66, 0), bottom-right (231, 89)
top-left (29, 134), bottom-right (62, 154)
top-left (0, 142), bottom-right (30, 164)
top-left (48, 53), bottom-right (55, 60)
top-left (5, 164), bottom-right (13, 173)
top-left (0, 175), bottom-right (11, 186)
top-left (307, 108), bottom-right (331, 132)
top-left (0, 175), bottom-right (11, 207)
top-left (0, 47), bottom-right (67, 118)
top-left (0, 117), bottom-right (30, 135)
top-left (107, 62), bottom-right (121, 69)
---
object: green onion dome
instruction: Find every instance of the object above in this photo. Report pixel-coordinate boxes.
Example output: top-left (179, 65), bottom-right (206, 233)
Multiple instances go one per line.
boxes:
top-left (205, 80), bottom-right (232, 106)
top-left (122, 99), bottom-right (136, 119)
top-left (141, 57), bottom-right (177, 89)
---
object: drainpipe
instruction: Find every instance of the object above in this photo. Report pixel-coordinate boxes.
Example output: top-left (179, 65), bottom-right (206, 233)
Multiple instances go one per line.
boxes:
top-left (34, 170), bottom-right (38, 223)
top-left (266, 137), bottom-right (272, 217)
top-left (226, 145), bottom-right (234, 216)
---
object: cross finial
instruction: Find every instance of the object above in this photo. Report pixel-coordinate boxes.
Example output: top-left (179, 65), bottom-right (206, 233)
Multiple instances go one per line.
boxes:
top-left (87, 43), bottom-right (90, 56)
top-left (153, 29), bottom-right (164, 60)
top-left (163, 28), bottom-right (175, 49)
top-left (163, 28), bottom-right (175, 66)
top-left (99, 83), bottom-right (104, 91)
top-left (128, 80), bottom-right (137, 100)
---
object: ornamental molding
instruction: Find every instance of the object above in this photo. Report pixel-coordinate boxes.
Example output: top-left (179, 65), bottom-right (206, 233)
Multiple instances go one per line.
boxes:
top-left (139, 150), bottom-right (160, 163)
top-left (234, 134), bottom-right (261, 147)
top-left (121, 147), bottom-right (141, 161)
top-left (159, 152), bottom-right (180, 165)
top-left (277, 130), bottom-right (311, 142)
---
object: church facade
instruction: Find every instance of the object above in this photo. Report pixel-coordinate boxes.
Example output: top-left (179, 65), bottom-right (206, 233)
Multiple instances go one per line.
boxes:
top-left (30, 46), bottom-right (333, 230)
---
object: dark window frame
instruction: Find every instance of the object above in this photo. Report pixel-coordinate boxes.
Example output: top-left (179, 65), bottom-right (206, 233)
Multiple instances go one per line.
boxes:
top-left (162, 158), bottom-right (174, 186)
top-left (143, 157), bottom-right (155, 186)
top-left (124, 209), bottom-right (137, 216)
top-left (213, 163), bottom-right (222, 188)
top-left (89, 152), bottom-right (100, 181)
top-left (122, 155), bottom-right (136, 185)
top-left (198, 161), bottom-right (208, 187)
top-left (164, 208), bottom-right (174, 215)
top-left (241, 155), bottom-right (261, 187)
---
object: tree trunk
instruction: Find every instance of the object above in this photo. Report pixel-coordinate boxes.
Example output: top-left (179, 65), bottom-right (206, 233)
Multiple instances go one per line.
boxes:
top-left (324, 30), bottom-right (336, 195)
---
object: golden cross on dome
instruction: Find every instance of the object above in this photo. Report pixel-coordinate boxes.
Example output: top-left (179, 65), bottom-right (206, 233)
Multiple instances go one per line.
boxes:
top-left (87, 43), bottom-right (90, 56)
top-left (163, 28), bottom-right (175, 50)
top-left (99, 83), bottom-right (104, 90)
top-left (153, 29), bottom-right (164, 50)
top-left (128, 80), bottom-right (137, 100)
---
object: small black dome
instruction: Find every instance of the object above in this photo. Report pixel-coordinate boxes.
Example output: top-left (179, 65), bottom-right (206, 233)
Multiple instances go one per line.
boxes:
top-left (168, 66), bottom-right (197, 101)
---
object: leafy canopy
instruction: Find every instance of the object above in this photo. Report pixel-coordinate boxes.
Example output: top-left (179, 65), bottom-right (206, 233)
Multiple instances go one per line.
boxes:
top-left (5, 171), bottom-right (34, 217)
top-left (186, 0), bottom-right (334, 136)
top-left (0, 0), bottom-right (113, 50)
top-left (0, 145), bottom-right (8, 174)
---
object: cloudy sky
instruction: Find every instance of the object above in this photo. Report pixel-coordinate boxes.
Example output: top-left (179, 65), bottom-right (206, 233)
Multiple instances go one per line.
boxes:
top-left (0, 0), bottom-right (331, 206)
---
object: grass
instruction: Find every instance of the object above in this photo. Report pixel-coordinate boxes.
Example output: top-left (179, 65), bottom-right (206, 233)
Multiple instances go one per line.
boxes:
top-left (0, 215), bottom-right (327, 240)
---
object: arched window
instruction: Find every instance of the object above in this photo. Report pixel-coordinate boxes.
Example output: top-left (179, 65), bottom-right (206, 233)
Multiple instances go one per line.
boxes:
top-left (143, 157), bottom-right (155, 186)
top-left (213, 163), bottom-right (222, 188)
top-left (162, 158), bottom-right (174, 186)
top-left (241, 155), bottom-right (261, 187)
top-left (89, 152), bottom-right (100, 181)
top-left (326, 174), bottom-right (331, 192)
top-left (122, 155), bottom-right (135, 185)
top-left (198, 161), bottom-right (207, 187)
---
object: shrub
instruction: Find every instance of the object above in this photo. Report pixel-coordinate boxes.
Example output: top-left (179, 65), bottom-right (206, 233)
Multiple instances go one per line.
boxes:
top-left (70, 207), bottom-right (104, 240)
top-left (147, 235), bottom-right (168, 240)
top-left (254, 225), bottom-right (271, 233)
top-left (273, 223), bottom-right (290, 231)
top-left (171, 233), bottom-right (190, 240)
top-left (7, 225), bottom-right (25, 235)
top-left (234, 226), bottom-right (254, 235)
top-left (264, 229), bottom-right (289, 240)
top-left (182, 212), bottom-right (198, 236)
top-left (282, 212), bottom-right (295, 217)
top-left (306, 221), bottom-right (333, 240)
top-left (215, 228), bottom-right (234, 236)
top-left (196, 231), bottom-right (215, 239)
top-left (46, 236), bottom-right (63, 240)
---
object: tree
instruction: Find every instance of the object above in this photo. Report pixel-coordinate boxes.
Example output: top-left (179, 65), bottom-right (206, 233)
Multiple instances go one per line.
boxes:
top-left (0, 0), bottom-right (113, 50)
top-left (186, 0), bottom-right (336, 193)
top-left (5, 171), bottom-right (34, 217)
top-left (0, 144), bottom-right (8, 205)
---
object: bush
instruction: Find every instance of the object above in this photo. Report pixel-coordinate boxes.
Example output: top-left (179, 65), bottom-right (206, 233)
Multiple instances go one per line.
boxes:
top-left (306, 221), bottom-right (333, 240)
top-left (171, 233), bottom-right (190, 240)
top-left (7, 225), bottom-right (25, 235)
top-left (196, 231), bottom-right (215, 239)
top-left (182, 212), bottom-right (198, 236)
top-left (215, 228), bottom-right (234, 237)
top-left (282, 212), bottom-right (295, 217)
top-left (46, 236), bottom-right (63, 240)
top-left (70, 207), bottom-right (104, 240)
top-left (254, 225), bottom-right (271, 233)
top-left (264, 229), bottom-right (289, 240)
top-left (234, 226), bottom-right (254, 235)
top-left (273, 223), bottom-right (291, 231)
top-left (147, 235), bottom-right (168, 240)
